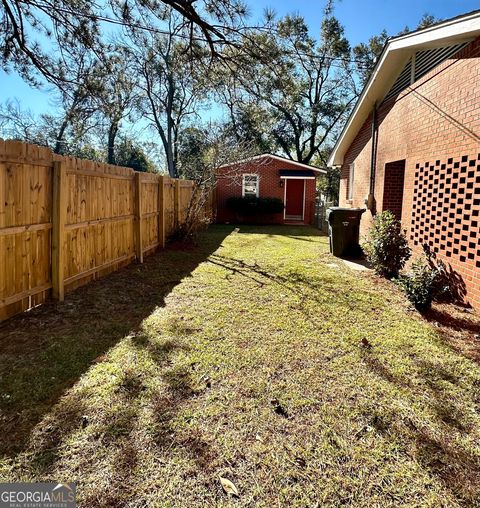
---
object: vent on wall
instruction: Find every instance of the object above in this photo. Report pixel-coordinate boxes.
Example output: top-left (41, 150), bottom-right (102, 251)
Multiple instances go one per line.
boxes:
top-left (383, 59), bottom-right (412, 103)
top-left (382, 41), bottom-right (469, 104)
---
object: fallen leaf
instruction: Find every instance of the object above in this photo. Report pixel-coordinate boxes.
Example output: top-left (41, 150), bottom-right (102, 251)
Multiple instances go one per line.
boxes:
top-left (271, 398), bottom-right (289, 418)
top-left (295, 456), bottom-right (307, 468)
top-left (219, 477), bottom-right (239, 497)
top-left (355, 424), bottom-right (374, 438)
top-left (360, 338), bottom-right (372, 349)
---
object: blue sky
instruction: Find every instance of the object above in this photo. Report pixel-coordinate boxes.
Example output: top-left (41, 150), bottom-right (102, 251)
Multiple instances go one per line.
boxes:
top-left (1, 0), bottom-right (479, 119)
top-left (251, 0), bottom-right (480, 45)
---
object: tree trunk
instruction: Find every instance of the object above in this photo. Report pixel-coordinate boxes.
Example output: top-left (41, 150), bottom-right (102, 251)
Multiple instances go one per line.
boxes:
top-left (107, 121), bottom-right (119, 165)
top-left (54, 116), bottom-right (70, 154)
top-left (166, 74), bottom-right (178, 178)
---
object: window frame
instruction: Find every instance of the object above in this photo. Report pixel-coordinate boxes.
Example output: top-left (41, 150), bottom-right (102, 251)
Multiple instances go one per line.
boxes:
top-left (242, 173), bottom-right (260, 198)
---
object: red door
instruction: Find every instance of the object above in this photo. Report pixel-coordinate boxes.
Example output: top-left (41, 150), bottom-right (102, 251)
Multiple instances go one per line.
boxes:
top-left (285, 179), bottom-right (304, 218)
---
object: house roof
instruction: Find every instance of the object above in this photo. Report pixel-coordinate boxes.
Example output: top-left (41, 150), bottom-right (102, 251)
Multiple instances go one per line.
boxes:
top-left (220, 153), bottom-right (326, 174)
top-left (327, 10), bottom-right (480, 167)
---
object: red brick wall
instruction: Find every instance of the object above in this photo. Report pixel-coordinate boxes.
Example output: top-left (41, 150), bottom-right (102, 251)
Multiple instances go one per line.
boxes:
top-left (216, 156), bottom-right (317, 225)
top-left (340, 37), bottom-right (480, 309)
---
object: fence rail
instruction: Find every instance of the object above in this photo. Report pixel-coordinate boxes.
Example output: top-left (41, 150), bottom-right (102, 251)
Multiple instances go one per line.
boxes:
top-left (0, 139), bottom-right (210, 321)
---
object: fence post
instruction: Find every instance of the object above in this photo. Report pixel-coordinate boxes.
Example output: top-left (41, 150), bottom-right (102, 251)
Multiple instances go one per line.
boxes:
top-left (134, 172), bottom-right (144, 263)
top-left (174, 179), bottom-right (181, 229)
top-left (52, 160), bottom-right (66, 301)
top-left (158, 175), bottom-right (165, 249)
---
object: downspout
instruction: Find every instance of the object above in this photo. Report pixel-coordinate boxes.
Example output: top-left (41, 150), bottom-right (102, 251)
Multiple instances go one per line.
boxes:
top-left (366, 103), bottom-right (378, 213)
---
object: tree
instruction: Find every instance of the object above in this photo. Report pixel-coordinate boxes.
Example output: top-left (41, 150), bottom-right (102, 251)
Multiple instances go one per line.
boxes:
top-left (0, 98), bottom-right (100, 157)
top-left (174, 123), bottom-right (258, 240)
top-left (219, 103), bottom-right (274, 154)
top-left (1, 0), bottom-right (249, 84)
top-left (49, 47), bottom-right (101, 154)
top-left (115, 137), bottom-right (155, 172)
top-left (93, 47), bottom-right (136, 164)
top-left (177, 126), bottom-right (211, 178)
top-left (127, 9), bottom-right (209, 177)
top-left (311, 148), bottom-right (339, 204)
top-left (353, 14), bottom-right (442, 86)
top-left (352, 30), bottom-right (388, 86)
top-left (1, 0), bottom-right (99, 85)
top-left (217, 11), bottom-right (357, 164)
top-left (416, 13), bottom-right (441, 30)
top-left (398, 13), bottom-right (441, 36)
top-left (0, 99), bottom-right (48, 145)
top-left (113, 0), bottom-right (249, 55)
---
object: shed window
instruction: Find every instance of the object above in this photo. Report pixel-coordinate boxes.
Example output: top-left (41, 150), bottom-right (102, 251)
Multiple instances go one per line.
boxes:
top-left (348, 164), bottom-right (355, 200)
top-left (242, 174), bottom-right (259, 197)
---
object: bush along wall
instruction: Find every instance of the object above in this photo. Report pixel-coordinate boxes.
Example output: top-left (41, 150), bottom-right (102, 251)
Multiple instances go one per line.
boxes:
top-left (395, 256), bottom-right (448, 311)
top-left (226, 196), bottom-right (284, 222)
top-left (362, 211), bottom-right (411, 279)
top-left (363, 211), bottom-right (449, 311)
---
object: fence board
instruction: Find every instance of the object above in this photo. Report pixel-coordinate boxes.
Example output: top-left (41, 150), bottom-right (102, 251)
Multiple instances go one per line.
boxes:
top-left (0, 139), bottom-right (207, 321)
top-left (164, 178), bottom-right (175, 237)
top-left (52, 161), bottom-right (66, 300)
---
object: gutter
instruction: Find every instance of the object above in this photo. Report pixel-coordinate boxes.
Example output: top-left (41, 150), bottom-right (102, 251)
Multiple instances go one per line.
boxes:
top-left (366, 104), bottom-right (378, 212)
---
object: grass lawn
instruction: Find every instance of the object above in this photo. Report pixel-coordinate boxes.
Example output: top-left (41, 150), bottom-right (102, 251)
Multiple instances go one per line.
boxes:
top-left (1, 225), bottom-right (480, 507)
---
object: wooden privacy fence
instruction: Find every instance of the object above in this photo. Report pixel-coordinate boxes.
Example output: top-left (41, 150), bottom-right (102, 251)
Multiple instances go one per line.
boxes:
top-left (0, 139), bottom-right (209, 321)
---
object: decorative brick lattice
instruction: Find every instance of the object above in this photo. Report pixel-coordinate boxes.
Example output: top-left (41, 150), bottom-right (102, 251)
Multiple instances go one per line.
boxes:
top-left (411, 154), bottom-right (480, 268)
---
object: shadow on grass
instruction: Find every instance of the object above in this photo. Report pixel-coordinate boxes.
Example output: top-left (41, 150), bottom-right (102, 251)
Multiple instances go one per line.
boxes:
top-left (360, 346), bottom-right (480, 503)
top-left (206, 251), bottom-right (354, 315)
top-left (77, 333), bottom-right (217, 507)
top-left (423, 306), bottom-right (480, 335)
top-left (420, 303), bottom-right (480, 366)
top-left (207, 252), bottom-right (326, 288)
top-left (412, 428), bottom-right (480, 503)
top-left (0, 226), bottom-right (234, 459)
top-left (232, 224), bottom-right (326, 238)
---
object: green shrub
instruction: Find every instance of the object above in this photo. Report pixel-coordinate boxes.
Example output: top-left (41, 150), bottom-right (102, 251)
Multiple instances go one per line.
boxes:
top-left (363, 211), bottom-right (411, 278)
top-left (396, 257), bottom-right (447, 311)
top-left (227, 196), bottom-right (284, 215)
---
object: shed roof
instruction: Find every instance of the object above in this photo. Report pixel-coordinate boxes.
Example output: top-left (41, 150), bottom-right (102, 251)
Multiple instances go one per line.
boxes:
top-left (219, 153), bottom-right (326, 174)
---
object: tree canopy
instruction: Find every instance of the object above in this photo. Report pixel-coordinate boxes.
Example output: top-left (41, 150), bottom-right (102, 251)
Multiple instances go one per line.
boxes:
top-left (0, 1), bottom-right (443, 190)
top-left (214, 10), bottom-right (358, 164)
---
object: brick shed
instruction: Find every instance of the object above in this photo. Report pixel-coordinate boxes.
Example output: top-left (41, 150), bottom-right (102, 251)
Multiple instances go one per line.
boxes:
top-left (216, 154), bottom-right (325, 225)
top-left (328, 11), bottom-right (480, 309)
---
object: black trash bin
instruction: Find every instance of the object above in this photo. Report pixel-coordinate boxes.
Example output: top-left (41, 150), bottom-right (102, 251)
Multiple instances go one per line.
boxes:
top-left (326, 207), bottom-right (365, 257)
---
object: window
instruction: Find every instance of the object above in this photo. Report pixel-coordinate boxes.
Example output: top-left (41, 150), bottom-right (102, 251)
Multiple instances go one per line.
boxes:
top-left (347, 163), bottom-right (355, 200)
top-left (242, 174), bottom-right (259, 197)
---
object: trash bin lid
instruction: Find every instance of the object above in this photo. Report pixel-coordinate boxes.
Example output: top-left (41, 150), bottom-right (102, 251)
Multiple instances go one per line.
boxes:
top-left (326, 207), bottom-right (366, 223)
top-left (327, 207), bottom-right (366, 212)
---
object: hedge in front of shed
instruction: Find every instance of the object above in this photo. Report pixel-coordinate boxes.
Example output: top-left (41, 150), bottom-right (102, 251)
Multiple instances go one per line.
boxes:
top-left (227, 196), bottom-right (285, 215)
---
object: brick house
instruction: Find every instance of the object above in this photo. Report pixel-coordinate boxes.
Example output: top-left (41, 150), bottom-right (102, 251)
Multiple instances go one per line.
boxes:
top-left (328, 11), bottom-right (480, 309)
top-left (216, 154), bottom-right (325, 225)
